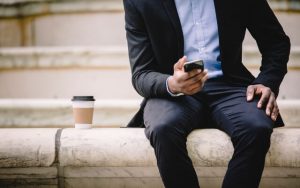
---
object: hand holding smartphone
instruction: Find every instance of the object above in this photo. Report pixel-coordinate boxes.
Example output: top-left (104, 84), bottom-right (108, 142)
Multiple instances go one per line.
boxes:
top-left (183, 59), bottom-right (204, 72)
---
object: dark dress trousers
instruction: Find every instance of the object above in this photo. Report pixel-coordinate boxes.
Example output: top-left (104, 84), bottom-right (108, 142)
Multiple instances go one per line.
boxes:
top-left (123, 0), bottom-right (290, 187)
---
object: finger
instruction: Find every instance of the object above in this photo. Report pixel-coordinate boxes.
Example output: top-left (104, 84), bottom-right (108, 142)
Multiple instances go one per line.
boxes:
top-left (247, 85), bottom-right (256, 101)
top-left (185, 81), bottom-right (205, 95)
top-left (185, 69), bottom-right (202, 80)
top-left (185, 71), bottom-right (207, 84)
top-left (185, 85), bottom-right (201, 95)
top-left (201, 73), bottom-right (209, 84)
top-left (271, 103), bottom-right (279, 121)
top-left (257, 88), bottom-right (271, 108)
top-left (186, 74), bottom-right (208, 93)
top-left (174, 56), bottom-right (187, 70)
top-left (265, 93), bottom-right (275, 116)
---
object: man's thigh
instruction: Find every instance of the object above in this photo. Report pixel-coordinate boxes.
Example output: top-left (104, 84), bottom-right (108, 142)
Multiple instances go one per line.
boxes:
top-left (143, 96), bottom-right (209, 139)
top-left (208, 86), bottom-right (274, 138)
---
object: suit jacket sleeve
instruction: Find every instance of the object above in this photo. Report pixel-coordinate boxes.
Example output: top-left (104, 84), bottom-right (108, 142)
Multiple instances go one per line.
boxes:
top-left (123, 0), bottom-right (171, 98)
top-left (246, 0), bottom-right (291, 96)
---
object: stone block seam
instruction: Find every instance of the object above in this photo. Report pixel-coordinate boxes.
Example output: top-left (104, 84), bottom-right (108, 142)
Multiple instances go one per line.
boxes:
top-left (55, 128), bottom-right (64, 188)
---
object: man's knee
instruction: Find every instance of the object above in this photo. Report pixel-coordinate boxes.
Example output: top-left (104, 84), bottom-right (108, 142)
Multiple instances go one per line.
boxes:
top-left (233, 115), bottom-right (273, 150)
top-left (145, 119), bottom-right (187, 148)
top-left (145, 122), bottom-right (175, 141)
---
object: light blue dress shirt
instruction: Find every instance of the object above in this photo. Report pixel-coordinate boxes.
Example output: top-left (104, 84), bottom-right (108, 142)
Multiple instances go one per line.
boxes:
top-left (175, 0), bottom-right (223, 78)
top-left (166, 0), bottom-right (223, 96)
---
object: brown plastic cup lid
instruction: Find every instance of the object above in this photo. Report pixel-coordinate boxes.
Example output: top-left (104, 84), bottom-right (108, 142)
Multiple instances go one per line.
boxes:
top-left (72, 96), bottom-right (95, 101)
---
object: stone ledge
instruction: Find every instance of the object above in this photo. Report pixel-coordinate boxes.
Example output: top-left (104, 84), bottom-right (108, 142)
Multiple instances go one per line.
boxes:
top-left (0, 167), bottom-right (57, 179)
top-left (0, 99), bottom-right (299, 128)
top-left (0, 128), bottom-right (299, 188)
top-left (61, 167), bottom-right (300, 188)
top-left (59, 128), bottom-right (300, 168)
top-left (0, 46), bottom-right (299, 70)
top-left (0, 128), bottom-right (59, 168)
top-left (1, 128), bottom-right (299, 168)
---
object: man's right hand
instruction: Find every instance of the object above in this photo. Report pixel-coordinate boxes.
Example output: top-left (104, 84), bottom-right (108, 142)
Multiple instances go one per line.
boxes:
top-left (167, 56), bottom-right (208, 96)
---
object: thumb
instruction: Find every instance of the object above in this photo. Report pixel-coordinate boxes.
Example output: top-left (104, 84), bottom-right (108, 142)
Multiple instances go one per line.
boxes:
top-left (247, 85), bottom-right (256, 101)
top-left (174, 56), bottom-right (187, 70)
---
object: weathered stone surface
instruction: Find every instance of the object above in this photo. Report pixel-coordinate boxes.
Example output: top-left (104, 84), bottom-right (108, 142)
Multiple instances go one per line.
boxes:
top-left (187, 130), bottom-right (233, 167)
top-left (59, 128), bottom-right (300, 168)
top-left (0, 167), bottom-right (57, 179)
top-left (266, 128), bottom-right (300, 167)
top-left (0, 178), bottom-right (58, 188)
top-left (0, 127), bottom-right (299, 188)
top-left (59, 128), bottom-right (157, 167)
top-left (63, 167), bottom-right (160, 178)
top-left (64, 177), bottom-right (164, 188)
top-left (62, 167), bottom-right (300, 188)
top-left (0, 129), bottom-right (59, 168)
top-left (63, 176), bottom-right (300, 188)
top-left (259, 178), bottom-right (300, 188)
top-left (62, 166), bottom-right (300, 178)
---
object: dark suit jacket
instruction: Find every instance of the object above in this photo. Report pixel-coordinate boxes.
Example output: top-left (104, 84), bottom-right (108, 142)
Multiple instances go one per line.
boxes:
top-left (123, 0), bottom-right (291, 128)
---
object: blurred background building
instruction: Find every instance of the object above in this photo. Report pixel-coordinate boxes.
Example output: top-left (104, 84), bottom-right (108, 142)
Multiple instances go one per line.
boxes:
top-left (0, 0), bottom-right (299, 128)
top-left (0, 0), bottom-right (299, 100)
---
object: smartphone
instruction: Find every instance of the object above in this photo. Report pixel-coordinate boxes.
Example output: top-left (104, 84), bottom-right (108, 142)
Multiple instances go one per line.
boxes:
top-left (184, 59), bottom-right (204, 72)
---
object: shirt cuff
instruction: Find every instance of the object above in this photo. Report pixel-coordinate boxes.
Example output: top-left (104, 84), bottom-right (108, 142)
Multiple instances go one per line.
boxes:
top-left (166, 76), bottom-right (184, 97)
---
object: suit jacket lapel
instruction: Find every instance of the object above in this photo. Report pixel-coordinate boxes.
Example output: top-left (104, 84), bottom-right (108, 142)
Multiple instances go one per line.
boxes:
top-left (162, 0), bottom-right (184, 58)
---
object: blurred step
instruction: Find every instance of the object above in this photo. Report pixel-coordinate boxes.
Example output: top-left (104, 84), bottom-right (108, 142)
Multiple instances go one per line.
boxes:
top-left (0, 0), bottom-right (299, 47)
top-left (0, 46), bottom-right (299, 99)
top-left (0, 99), bottom-right (141, 128)
top-left (0, 46), bottom-right (299, 70)
top-left (0, 99), bottom-right (299, 128)
top-left (0, 0), bottom-right (124, 17)
top-left (0, 0), bottom-right (298, 17)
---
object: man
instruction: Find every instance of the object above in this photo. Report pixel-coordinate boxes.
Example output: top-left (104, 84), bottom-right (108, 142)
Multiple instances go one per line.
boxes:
top-left (123, 0), bottom-right (290, 187)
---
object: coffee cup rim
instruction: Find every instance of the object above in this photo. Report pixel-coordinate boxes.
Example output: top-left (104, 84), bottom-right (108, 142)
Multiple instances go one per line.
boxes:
top-left (72, 96), bottom-right (95, 101)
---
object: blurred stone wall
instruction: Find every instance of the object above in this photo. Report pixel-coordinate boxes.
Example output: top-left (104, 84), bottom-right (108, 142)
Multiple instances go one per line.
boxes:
top-left (0, 0), bottom-right (299, 100)
top-left (0, 0), bottom-right (299, 47)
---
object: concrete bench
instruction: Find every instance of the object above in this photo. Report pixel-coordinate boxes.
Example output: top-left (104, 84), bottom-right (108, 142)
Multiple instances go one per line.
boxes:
top-left (0, 128), bottom-right (299, 188)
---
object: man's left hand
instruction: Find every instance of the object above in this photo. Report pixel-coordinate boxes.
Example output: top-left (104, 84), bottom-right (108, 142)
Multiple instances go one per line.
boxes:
top-left (247, 84), bottom-right (278, 121)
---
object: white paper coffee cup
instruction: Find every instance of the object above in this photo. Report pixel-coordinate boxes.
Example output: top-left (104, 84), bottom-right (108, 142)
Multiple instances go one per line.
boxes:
top-left (71, 96), bottom-right (95, 129)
